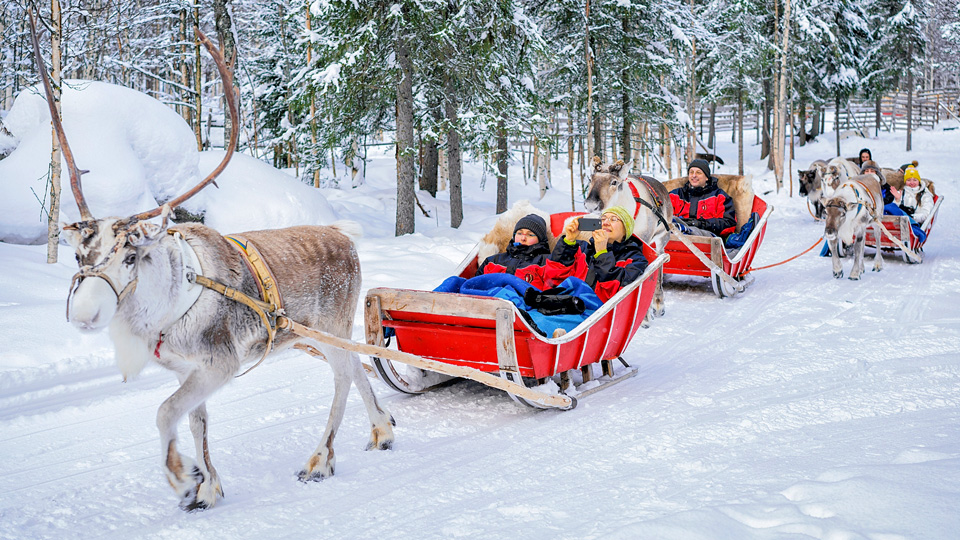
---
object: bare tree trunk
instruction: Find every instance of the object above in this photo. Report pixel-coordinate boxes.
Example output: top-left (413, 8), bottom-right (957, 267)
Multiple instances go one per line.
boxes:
top-left (306, 5), bottom-right (320, 187)
top-left (761, 79), bottom-right (771, 162)
top-left (584, 0), bottom-right (594, 161)
top-left (213, 0), bottom-right (236, 148)
top-left (810, 104), bottom-right (821, 138)
top-left (686, 21), bottom-right (697, 163)
top-left (874, 94), bottom-right (881, 135)
top-left (395, 25), bottom-right (416, 235)
top-left (193, 6), bottom-right (203, 151)
top-left (708, 102), bottom-right (716, 149)
top-left (496, 119), bottom-right (508, 213)
top-left (419, 103), bottom-right (440, 197)
top-left (906, 44), bottom-right (914, 152)
top-left (772, 0), bottom-right (791, 191)
top-left (47, 0), bottom-right (63, 264)
top-left (798, 96), bottom-right (807, 146)
top-left (621, 87), bottom-right (631, 162)
top-left (568, 108), bottom-right (575, 211)
top-left (737, 90), bottom-right (744, 175)
top-left (834, 94), bottom-right (841, 157)
top-left (443, 82), bottom-right (461, 216)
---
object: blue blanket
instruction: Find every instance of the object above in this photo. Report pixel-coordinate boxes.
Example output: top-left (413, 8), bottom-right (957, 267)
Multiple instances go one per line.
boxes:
top-left (434, 273), bottom-right (603, 336)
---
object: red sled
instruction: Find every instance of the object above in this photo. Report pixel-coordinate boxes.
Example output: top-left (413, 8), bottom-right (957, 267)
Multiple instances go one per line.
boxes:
top-left (661, 175), bottom-right (773, 298)
top-left (864, 192), bottom-right (942, 264)
top-left (363, 212), bottom-right (668, 410)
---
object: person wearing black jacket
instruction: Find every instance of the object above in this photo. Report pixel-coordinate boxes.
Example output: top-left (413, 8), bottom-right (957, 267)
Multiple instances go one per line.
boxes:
top-left (545, 206), bottom-right (649, 303)
top-left (476, 214), bottom-right (551, 289)
top-left (669, 159), bottom-right (737, 238)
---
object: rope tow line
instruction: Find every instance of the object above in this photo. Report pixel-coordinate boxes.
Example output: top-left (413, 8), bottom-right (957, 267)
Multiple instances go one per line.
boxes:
top-left (742, 237), bottom-right (824, 275)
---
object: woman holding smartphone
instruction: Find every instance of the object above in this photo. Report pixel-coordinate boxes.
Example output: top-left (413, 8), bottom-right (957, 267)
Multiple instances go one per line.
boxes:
top-left (545, 206), bottom-right (649, 302)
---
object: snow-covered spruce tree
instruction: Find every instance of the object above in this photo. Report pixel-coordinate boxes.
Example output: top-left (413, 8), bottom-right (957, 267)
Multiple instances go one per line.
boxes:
top-left (245, 0), bottom-right (312, 172)
top-left (926, 0), bottom-right (960, 88)
top-left (702, 0), bottom-right (766, 173)
top-left (535, 0), bottom-right (694, 178)
top-left (809, 0), bottom-right (868, 156)
top-left (873, 0), bottom-right (927, 150)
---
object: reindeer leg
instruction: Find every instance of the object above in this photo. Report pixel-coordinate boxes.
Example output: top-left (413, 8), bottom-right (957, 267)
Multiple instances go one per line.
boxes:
top-left (158, 366), bottom-right (230, 511)
top-left (298, 344), bottom-right (352, 482)
top-left (872, 222), bottom-right (884, 272)
top-left (849, 235), bottom-right (866, 280)
top-left (343, 351), bottom-right (396, 451)
top-left (829, 238), bottom-right (843, 279)
top-left (188, 403), bottom-right (223, 509)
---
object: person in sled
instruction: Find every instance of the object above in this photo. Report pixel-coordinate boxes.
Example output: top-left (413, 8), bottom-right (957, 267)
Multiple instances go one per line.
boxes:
top-left (887, 165), bottom-right (932, 243)
top-left (669, 159), bottom-right (737, 238)
top-left (857, 148), bottom-right (872, 166)
top-left (475, 213), bottom-right (550, 289)
top-left (860, 160), bottom-right (896, 209)
top-left (545, 206), bottom-right (649, 303)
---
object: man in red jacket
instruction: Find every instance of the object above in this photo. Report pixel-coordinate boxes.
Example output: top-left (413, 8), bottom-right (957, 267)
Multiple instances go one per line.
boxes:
top-left (669, 159), bottom-right (736, 238)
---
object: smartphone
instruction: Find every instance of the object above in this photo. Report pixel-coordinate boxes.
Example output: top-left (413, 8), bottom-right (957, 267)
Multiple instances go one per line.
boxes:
top-left (578, 217), bottom-right (602, 231)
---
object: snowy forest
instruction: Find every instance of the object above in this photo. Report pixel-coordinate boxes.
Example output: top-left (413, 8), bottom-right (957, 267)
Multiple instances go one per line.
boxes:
top-left (1, 0), bottom-right (959, 236)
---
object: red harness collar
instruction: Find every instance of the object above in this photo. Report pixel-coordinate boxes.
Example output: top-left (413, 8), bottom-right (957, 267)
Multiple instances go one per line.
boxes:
top-left (628, 178), bottom-right (664, 219)
top-left (154, 334), bottom-right (164, 359)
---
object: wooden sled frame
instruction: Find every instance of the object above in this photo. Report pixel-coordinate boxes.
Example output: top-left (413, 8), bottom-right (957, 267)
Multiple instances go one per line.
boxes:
top-left (663, 194), bottom-right (773, 298)
top-left (362, 215), bottom-right (668, 410)
top-left (864, 195), bottom-right (943, 264)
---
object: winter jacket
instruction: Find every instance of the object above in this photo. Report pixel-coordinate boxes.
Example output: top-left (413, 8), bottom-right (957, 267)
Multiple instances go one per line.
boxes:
top-left (545, 236), bottom-right (649, 303)
top-left (669, 177), bottom-right (737, 237)
top-left (477, 241), bottom-right (551, 289)
top-left (898, 183), bottom-right (934, 224)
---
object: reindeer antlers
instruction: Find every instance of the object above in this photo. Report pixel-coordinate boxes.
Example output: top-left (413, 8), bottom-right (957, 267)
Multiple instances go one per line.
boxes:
top-left (133, 29), bottom-right (238, 221)
top-left (28, 9), bottom-right (92, 221)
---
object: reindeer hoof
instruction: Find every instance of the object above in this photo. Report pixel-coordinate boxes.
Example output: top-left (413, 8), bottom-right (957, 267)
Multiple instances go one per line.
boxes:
top-left (848, 274), bottom-right (861, 281)
top-left (833, 271), bottom-right (843, 279)
top-left (297, 468), bottom-right (332, 483)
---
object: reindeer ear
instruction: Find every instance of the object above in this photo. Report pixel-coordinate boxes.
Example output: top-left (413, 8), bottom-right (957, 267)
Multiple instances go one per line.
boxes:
top-left (61, 222), bottom-right (82, 247)
top-left (616, 160), bottom-right (631, 180)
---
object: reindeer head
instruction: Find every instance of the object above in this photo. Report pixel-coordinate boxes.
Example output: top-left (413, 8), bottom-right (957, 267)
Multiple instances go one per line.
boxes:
top-left (822, 186), bottom-right (861, 244)
top-left (26, 11), bottom-right (237, 331)
top-left (821, 164), bottom-right (847, 196)
top-left (584, 157), bottom-right (631, 212)
top-left (798, 169), bottom-right (817, 197)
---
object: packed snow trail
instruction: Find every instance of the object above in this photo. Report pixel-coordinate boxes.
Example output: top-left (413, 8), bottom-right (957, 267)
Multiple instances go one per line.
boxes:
top-left (1, 127), bottom-right (959, 539)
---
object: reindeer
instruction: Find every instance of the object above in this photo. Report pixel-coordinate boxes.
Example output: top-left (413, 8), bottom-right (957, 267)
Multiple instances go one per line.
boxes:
top-left (29, 13), bottom-right (393, 512)
top-left (821, 157), bottom-right (861, 197)
top-left (822, 174), bottom-right (884, 280)
top-left (798, 160), bottom-right (828, 219)
top-left (583, 157), bottom-right (672, 317)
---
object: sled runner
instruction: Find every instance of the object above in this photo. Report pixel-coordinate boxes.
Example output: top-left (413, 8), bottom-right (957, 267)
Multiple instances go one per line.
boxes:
top-left (362, 212), bottom-right (667, 410)
top-left (661, 175), bottom-right (773, 298)
top-left (864, 193), bottom-right (943, 264)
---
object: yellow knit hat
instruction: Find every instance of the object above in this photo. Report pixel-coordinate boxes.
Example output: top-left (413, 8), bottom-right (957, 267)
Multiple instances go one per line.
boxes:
top-left (903, 166), bottom-right (921, 183)
top-left (601, 206), bottom-right (634, 239)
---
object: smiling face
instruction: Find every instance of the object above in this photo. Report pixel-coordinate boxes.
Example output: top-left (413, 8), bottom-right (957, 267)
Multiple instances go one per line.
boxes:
top-left (860, 151), bottom-right (871, 163)
top-left (601, 212), bottom-right (626, 243)
top-left (904, 177), bottom-right (920, 188)
top-left (513, 228), bottom-right (540, 246)
top-left (688, 167), bottom-right (709, 188)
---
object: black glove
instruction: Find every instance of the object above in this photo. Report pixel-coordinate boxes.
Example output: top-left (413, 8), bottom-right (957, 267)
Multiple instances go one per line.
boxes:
top-left (688, 218), bottom-right (709, 230)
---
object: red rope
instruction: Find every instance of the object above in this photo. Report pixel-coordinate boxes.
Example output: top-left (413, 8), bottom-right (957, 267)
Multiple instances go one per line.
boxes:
top-left (743, 237), bottom-right (823, 275)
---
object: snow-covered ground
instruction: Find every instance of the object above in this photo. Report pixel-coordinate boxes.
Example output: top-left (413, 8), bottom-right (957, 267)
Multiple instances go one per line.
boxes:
top-left (1, 86), bottom-right (958, 539)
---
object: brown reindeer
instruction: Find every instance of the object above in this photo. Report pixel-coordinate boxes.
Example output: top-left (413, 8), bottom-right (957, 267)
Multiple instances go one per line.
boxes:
top-left (583, 158), bottom-right (671, 317)
top-left (29, 13), bottom-right (393, 512)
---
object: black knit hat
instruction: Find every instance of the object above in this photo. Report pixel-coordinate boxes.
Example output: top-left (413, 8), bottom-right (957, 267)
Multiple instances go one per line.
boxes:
top-left (514, 214), bottom-right (548, 244)
top-left (688, 158), bottom-right (712, 180)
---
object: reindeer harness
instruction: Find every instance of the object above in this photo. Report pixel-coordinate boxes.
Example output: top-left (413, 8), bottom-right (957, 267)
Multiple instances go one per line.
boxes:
top-left (628, 177), bottom-right (671, 230)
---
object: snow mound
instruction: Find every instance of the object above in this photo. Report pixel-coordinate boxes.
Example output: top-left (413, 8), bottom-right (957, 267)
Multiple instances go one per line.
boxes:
top-left (0, 80), bottom-right (199, 243)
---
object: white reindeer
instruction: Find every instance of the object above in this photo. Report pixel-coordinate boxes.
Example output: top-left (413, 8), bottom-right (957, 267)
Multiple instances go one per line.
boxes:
top-left (30, 16), bottom-right (393, 512)
top-left (583, 157), bottom-right (672, 317)
top-left (821, 157), bottom-right (862, 197)
top-left (822, 175), bottom-right (884, 280)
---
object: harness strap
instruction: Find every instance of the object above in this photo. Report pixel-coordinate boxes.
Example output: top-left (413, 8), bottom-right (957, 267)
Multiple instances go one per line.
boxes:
top-left (191, 274), bottom-right (279, 377)
top-left (224, 235), bottom-right (284, 314)
top-left (628, 179), bottom-right (671, 231)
